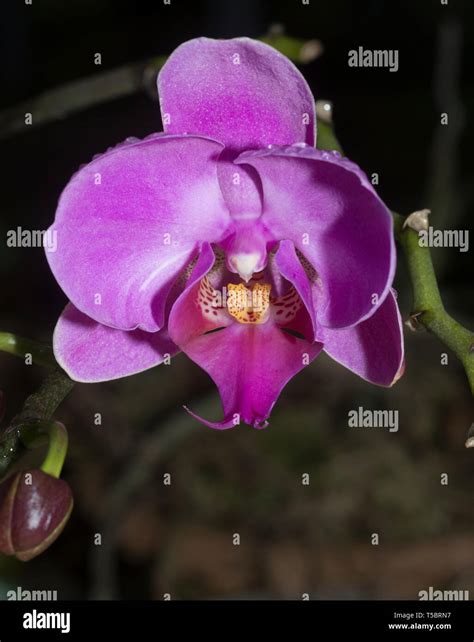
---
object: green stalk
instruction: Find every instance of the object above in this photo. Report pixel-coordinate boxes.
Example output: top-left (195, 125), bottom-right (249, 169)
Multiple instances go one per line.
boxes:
top-left (393, 213), bottom-right (474, 394)
top-left (19, 420), bottom-right (69, 479)
top-left (0, 372), bottom-right (75, 480)
top-left (0, 332), bottom-right (56, 368)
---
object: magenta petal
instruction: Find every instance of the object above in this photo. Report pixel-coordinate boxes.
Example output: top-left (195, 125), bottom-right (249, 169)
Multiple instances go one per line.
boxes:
top-left (46, 134), bottom-right (230, 332)
top-left (54, 304), bottom-right (177, 382)
top-left (322, 290), bottom-right (405, 387)
top-left (158, 37), bottom-right (316, 151)
top-left (237, 146), bottom-right (396, 329)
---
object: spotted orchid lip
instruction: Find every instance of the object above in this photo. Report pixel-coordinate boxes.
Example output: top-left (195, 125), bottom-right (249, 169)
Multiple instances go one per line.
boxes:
top-left (47, 37), bottom-right (404, 428)
top-left (196, 264), bottom-right (303, 327)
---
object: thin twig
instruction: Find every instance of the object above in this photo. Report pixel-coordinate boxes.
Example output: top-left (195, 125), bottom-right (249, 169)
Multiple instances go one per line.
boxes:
top-left (0, 57), bottom-right (165, 140)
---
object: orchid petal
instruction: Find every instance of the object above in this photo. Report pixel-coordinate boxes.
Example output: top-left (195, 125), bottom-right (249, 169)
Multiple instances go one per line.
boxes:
top-left (158, 37), bottom-right (316, 151)
top-left (322, 290), bottom-right (404, 386)
top-left (237, 146), bottom-right (395, 329)
top-left (53, 304), bottom-right (177, 383)
top-left (47, 134), bottom-right (230, 332)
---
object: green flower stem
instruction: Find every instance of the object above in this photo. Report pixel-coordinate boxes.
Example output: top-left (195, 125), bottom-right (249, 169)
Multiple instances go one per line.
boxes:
top-left (0, 333), bottom-right (74, 477)
top-left (16, 370), bottom-right (75, 420)
top-left (0, 371), bottom-right (75, 480)
top-left (393, 213), bottom-right (474, 394)
top-left (40, 421), bottom-right (68, 478)
top-left (0, 332), bottom-right (56, 368)
top-left (18, 420), bottom-right (69, 478)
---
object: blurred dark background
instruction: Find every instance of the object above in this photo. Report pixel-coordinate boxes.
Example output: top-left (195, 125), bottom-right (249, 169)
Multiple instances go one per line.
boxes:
top-left (0, 0), bottom-right (473, 600)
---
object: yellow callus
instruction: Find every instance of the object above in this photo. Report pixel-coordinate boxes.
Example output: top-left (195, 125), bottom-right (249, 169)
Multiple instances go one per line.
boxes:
top-left (226, 282), bottom-right (271, 324)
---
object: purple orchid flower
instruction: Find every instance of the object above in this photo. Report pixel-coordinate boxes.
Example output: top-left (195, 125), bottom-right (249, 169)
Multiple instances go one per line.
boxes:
top-left (45, 37), bottom-right (404, 429)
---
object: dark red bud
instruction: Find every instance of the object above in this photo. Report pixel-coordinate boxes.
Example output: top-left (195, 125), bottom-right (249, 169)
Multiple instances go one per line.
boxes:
top-left (0, 469), bottom-right (73, 561)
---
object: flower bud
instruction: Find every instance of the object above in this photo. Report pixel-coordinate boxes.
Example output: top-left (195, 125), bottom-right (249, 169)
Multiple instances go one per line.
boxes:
top-left (0, 469), bottom-right (73, 561)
